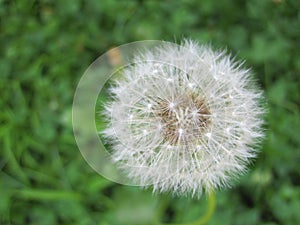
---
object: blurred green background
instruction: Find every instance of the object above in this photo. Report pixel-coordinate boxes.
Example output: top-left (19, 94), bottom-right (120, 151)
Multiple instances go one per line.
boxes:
top-left (1, 0), bottom-right (300, 225)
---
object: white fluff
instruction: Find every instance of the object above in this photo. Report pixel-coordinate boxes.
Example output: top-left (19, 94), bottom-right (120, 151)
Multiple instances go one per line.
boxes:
top-left (101, 40), bottom-right (265, 198)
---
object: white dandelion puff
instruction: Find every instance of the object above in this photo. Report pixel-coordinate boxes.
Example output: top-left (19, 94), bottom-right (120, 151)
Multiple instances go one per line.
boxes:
top-left (100, 40), bottom-right (265, 198)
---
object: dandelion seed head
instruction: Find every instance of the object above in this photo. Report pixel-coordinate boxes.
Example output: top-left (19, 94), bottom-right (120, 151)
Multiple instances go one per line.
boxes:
top-left (101, 39), bottom-right (265, 198)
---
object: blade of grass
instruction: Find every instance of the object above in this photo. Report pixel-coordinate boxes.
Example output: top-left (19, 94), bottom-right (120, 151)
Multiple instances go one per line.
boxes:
top-left (3, 133), bottom-right (29, 185)
top-left (14, 189), bottom-right (82, 201)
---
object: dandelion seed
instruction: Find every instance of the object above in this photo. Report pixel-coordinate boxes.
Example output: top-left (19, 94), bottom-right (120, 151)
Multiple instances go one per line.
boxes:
top-left (101, 39), bottom-right (265, 198)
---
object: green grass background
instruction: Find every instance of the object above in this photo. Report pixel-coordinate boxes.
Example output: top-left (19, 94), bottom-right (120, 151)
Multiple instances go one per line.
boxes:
top-left (1, 0), bottom-right (300, 225)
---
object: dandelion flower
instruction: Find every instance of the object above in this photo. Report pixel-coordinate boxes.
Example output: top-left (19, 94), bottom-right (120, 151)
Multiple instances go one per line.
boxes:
top-left (101, 40), bottom-right (264, 197)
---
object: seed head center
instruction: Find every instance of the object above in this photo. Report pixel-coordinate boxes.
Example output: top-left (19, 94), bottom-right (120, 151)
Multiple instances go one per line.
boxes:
top-left (154, 92), bottom-right (211, 144)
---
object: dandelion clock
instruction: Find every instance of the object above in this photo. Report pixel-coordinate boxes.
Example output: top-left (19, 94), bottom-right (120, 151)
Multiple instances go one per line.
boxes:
top-left (73, 40), bottom-right (265, 200)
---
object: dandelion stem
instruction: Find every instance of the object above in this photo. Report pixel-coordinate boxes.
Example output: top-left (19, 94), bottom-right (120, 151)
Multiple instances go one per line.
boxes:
top-left (189, 192), bottom-right (216, 225)
top-left (161, 192), bottom-right (216, 225)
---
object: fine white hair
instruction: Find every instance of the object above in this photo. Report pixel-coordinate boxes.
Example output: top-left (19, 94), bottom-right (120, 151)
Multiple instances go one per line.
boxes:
top-left (101, 39), bottom-right (265, 198)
